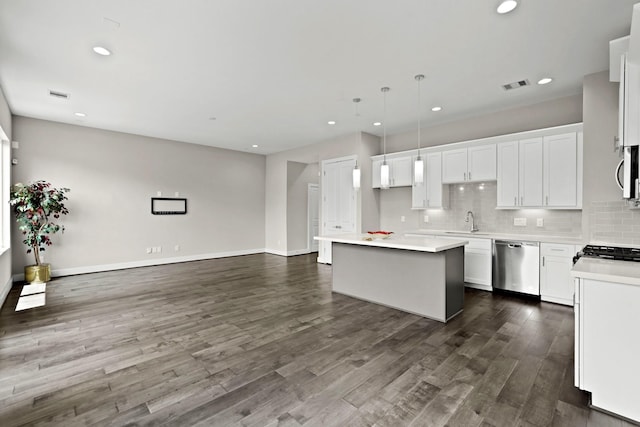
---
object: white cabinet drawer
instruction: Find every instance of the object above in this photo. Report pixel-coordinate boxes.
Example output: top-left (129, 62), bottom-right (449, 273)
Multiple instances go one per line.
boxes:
top-left (540, 243), bottom-right (575, 257)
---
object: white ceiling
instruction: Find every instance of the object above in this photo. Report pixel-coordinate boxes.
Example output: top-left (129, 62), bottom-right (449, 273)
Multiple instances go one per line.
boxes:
top-left (0, 0), bottom-right (636, 154)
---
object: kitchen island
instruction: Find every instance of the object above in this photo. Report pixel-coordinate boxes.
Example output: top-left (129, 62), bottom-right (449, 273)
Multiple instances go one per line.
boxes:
top-left (314, 234), bottom-right (467, 322)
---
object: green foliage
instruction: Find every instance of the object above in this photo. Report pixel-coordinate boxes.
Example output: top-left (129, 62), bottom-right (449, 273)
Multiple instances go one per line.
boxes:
top-left (9, 180), bottom-right (70, 266)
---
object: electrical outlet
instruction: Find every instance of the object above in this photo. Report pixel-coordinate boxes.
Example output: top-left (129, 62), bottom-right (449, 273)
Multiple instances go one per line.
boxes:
top-left (400, 216), bottom-right (406, 223)
top-left (423, 215), bottom-right (429, 223)
top-left (536, 218), bottom-right (544, 227)
top-left (156, 191), bottom-right (162, 197)
top-left (174, 192), bottom-right (179, 197)
top-left (513, 218), bottom-right (527, 226)
top-left (174, 245), bottom-right (180, 252)
top-left (146, 247), bottom-right (152, 254)
top-left (157, 246), bottom-right (162, 253)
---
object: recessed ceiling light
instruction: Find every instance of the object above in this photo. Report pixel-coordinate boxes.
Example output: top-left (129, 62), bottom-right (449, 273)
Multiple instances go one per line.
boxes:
top-left (74, 112), bottom-right (86, 117)
top-left (92, 46), bottom-right (111, 56)
top-left (497, 0), bottom-right (518, 14)
top-left (328, 121), bottom-right (336, 125)
top-left (537, 77), bottom-right (553, 85)
top-left (252, 144), bottom-right (258, 148)
top-left (431, 106), bottom-right (442, 112)
top-left (373, 122), bottom-right (382, 126)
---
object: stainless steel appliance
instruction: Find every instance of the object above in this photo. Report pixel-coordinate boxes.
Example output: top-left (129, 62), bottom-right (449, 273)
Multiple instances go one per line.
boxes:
top-left (492, 240), bottom-right (540, 296)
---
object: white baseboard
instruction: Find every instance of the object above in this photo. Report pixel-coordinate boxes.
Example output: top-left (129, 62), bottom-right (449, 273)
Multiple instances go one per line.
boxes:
top-left (0, 275), bottom-right (13, 309)
top-left (541, 295), bottom-right (573, 306)
top-left (464, 283), bottom-right (492, 292)
top-left (12, 248), bottom-right (266, 282)
top-left (264, 248), bottom-right (312, 257)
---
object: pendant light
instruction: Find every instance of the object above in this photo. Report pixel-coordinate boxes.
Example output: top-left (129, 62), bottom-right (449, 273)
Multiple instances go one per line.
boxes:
top-left (414, 74), bottom-right (425, 184)
top-left (352, 98), bottom-right (361, 190)
top-left (380, 87), bottom-right (390, 189)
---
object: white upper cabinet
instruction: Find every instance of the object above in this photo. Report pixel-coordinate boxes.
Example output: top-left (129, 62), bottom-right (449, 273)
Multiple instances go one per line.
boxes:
top-left (519, 138), bottom-right (544, 207)
top-left (497, 132), bottom-right (581, 209)
top-left (442, 144), bottom-right (496, 184)
top-left (442, 148), bottom-right (468, 183)
top-left (497, 138), bottom-right (543, 208)
top-left (543, 133), bottom-right (578, 207)
top-left (468, 145), bottom-right (497, 182)
top-left (371, 155), bottom-right (412, 188)
top-left (412, 151), bottom-right (448, 209)
top-left (496, 141), bottom-right (519, 207)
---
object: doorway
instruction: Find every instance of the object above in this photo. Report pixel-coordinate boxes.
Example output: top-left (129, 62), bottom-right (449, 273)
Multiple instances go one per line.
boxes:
top-left (307, 184), bottom-right (319, 253)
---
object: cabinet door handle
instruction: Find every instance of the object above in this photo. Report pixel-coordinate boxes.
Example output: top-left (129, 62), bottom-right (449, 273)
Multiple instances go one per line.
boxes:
top-left (520, 196), bottom-right (523, 206)
top-left (542, 256), bottom-right (545, 267)
top-left (546, 196), bottom-right (549, 205)
top-left (468, 172), bottom-right (471, 180)
top-left (514, 196), bottom-right (517, 206)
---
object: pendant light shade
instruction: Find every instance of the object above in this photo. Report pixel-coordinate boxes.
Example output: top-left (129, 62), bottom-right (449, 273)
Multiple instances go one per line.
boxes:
top-left (414, 74), bottom-right (425, 184)
top-left (380, 87), bottom-right (390, 189)
top-left (380, 163), bottom-right (390, 189)
top-left (414, 158), bottom-right (424, 184)
top-left (353, 164), bottom-right (361, 190)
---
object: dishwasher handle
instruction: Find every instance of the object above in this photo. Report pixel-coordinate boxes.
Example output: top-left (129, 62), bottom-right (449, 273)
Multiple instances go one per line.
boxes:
top-left (507, 243), bottom-right (521, 249)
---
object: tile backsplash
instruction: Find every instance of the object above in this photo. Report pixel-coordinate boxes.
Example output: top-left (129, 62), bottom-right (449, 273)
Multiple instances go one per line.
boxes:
top-left (379, 182), bottom-right (583, 237)
top-left (589, 200), bottom-right (640, 244)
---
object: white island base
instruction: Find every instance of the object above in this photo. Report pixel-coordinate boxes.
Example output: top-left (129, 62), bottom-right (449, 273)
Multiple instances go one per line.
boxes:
top-left (316, 235), bottom-right (467, 323)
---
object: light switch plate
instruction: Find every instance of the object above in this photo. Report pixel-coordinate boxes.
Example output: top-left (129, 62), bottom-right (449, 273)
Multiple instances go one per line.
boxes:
top-left (514, 218), bottom-right (527, 226)
top-left (400, 216), bottom-right (406, 223)
top-left (423, 215), bottom-right (429, 223)
top-left (536, 218), bottom-right (544, 227)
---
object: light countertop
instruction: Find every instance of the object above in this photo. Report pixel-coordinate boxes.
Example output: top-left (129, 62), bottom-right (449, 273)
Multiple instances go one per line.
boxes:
top-left (405, 229), bottom-right (584, 245)
top-left (571, 257), bottom-right (640, 286)
top-left (314, 234), bottom-right (468, 253)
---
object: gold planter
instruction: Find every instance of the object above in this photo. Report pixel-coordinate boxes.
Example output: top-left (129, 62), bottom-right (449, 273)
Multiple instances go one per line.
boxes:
top-left (25, 264), bottom-right (51, 283)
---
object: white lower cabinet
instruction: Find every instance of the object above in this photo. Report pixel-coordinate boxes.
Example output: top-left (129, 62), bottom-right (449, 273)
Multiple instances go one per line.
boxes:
top-left (463, 238), bottom-right (492, 290)
top-left (406, 234), bottom-right (491, 290)
top-left (539, 243), bottom-right (579, 306)
top-left (575, 277), bottom-right (640, 423)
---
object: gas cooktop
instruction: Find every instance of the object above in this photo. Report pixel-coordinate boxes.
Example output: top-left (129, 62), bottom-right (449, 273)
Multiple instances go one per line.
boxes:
top-left (578, 245), bottom-right (640, 262)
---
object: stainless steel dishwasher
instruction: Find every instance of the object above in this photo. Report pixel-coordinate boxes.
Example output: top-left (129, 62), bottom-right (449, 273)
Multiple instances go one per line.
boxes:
top-left (492, 240), bottom-right (540, 296)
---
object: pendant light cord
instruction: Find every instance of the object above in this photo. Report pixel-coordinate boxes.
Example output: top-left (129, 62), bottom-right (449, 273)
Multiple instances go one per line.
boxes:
top-left (415, 74), bottom-right (425, 156)
top-left (381, 87), bottom-right (389, 162)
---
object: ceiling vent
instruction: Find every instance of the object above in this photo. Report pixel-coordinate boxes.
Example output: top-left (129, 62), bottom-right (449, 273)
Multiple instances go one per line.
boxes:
top-left (49, 90), bottom-right (69, 99)
top-left (502, 79), bottom-right (530, 91)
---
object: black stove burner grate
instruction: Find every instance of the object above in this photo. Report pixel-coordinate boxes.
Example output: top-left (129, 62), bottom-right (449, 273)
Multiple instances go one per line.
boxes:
top-left (580, 245), bottom-right (640, 262)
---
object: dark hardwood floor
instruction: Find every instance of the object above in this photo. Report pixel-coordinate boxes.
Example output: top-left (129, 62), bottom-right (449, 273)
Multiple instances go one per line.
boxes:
top-left (0, 253), bottom-right (634, 426)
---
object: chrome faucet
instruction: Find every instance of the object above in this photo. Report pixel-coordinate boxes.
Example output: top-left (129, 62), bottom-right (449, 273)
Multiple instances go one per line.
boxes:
top-left (465, 211), bottom-right (479, 232)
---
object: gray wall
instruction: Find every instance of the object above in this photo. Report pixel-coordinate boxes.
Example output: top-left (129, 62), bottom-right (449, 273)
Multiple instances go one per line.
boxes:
top-left (384, 94), bottom-right (583, 152)
top-left (11, 116), bottom-right (266, 274)
top-left (286, 161), bottom-right (318, 252)
top-left (378, 95), bottom-right (584, 235)
top-left (582, 70), bottom-right (640, 244)
top-left (265, 132), bottom-right (380, 254)
top-left (0, 85), bottom-right (12, 307)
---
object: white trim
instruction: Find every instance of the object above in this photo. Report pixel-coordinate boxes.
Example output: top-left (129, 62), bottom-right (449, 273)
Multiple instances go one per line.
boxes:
top-left (12, 248), bottom-right (265, 281)
top-left (541, 295), bottom-right (573, 306)
top-left (0, 275), bottom-right (13, 309)
top-left (464, 283), bottom-right (493, 292)
top-left (307, 183), bottom-right (319, 254)
top-left (264, 248), bottom-right (310, 257)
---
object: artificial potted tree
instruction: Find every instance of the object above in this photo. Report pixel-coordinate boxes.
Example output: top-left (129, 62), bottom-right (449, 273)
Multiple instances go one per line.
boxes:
top-left (9, 180), bottom-right (70, 283)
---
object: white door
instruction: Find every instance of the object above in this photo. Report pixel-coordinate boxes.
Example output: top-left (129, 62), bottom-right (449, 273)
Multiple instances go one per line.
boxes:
top-left (519, 137), bottom-right (543, 207)
top-left (308, 184), bottom-right (319, 252)
top-left (544, 132), bottom-right (577, 207)
top-left (442, 148), bottom-right (467, 183)
top-left (467, 144), bottom-right (496, 181)
top-left (426, 152), bottom-right (446, 208)
top-left (496, 141), bottom-right (519, 207)
top-left (319, 157), bottom-right (357, 263)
